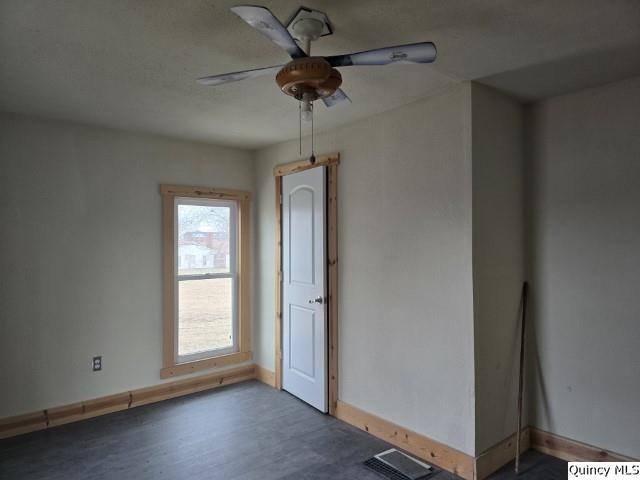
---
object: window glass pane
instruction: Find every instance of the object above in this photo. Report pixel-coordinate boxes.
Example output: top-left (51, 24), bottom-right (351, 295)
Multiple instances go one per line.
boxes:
top-left (177, 203), bottom-right (231, 275)
top-left (178, 278), bottom-right (233, 356)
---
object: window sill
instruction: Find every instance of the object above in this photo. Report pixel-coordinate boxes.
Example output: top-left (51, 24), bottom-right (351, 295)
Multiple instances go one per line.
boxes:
top-left (160, 351), bottom-right (251, 379)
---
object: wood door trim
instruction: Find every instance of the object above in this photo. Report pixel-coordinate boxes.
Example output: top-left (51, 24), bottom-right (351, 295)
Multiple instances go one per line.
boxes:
top-left (326, 162), bottom-right (339, 415)
top-left (273, 153), bottom-right (339, 177)
top-left (274, 175), bottom-right (283, 390)
top-left (274, 153), bottom-right (339, 415)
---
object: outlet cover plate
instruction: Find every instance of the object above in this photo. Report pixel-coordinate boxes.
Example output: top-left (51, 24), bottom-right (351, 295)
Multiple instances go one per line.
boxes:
top-left (93, 356), bottom-right (102, 371)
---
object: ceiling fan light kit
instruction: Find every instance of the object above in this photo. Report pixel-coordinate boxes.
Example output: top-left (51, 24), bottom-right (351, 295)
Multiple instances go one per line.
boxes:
top-left (198, 4), bottom-right (437, 158)
top-left (275, 58), bottom-right (342, 101)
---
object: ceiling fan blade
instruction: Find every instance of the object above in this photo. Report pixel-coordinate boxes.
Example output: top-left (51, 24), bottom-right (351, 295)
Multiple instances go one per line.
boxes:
top-left (322, 89), bottom-right (351, 108)
top-left (197, 65), bottom-right (283, 86)
top-left (231, 5), bottom-right (307, 59)
top-left (325, 42), bottom-right (436, 67)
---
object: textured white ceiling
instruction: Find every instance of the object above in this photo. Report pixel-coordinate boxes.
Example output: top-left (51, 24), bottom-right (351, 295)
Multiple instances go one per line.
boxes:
top-left (1, 0), bottom-right (639, 148)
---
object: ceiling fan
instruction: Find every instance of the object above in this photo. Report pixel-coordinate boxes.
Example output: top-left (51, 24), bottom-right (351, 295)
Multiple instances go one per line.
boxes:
top-left (198, 5), bottom-right (437, 120)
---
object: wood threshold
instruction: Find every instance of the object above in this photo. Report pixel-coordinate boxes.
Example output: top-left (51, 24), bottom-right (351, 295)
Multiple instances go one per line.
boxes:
top-left (530, 427), bottom-right (637, 462)
top-left (160, 351), bottom-right (251, 379)
top-left (0, 365), bottom-right (256, 440)
top-left (273, 153), bottom-right (340, 177)
top-left (474, 428), bottom-right (530, 480)
top-left (335, 400), bottom-right (475, 480)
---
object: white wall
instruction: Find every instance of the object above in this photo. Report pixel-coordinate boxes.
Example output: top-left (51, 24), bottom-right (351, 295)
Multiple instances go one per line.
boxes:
top-left (254, 84), bottom-right (477, 455)
top-left (526, 77), bottom-right (640, 458)
top-left (0, 112), bottom-right (253, 418)
top-left (471, 84), bottom-right (526, 453)
top-left (6, 75), bottom-right (635, 460)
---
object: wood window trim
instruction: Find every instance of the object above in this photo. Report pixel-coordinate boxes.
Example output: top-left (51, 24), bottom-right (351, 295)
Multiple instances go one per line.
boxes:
top-left (273, 153), bottom-right (339, 415)
top-left (160, 185), bottom-right (251, 379)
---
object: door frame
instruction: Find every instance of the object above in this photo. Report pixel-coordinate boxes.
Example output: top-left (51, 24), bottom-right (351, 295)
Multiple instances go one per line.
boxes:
top-left (274, 152), bottom-right (339, 415)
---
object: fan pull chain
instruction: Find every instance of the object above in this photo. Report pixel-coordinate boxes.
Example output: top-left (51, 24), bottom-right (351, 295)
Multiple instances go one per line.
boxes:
top-left (310, 102), bottom-right (315, 164)
top-left (298, 101), bottom-right (302, 156)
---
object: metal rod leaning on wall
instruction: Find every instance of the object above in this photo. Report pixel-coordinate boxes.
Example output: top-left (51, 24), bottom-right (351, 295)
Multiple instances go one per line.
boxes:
top-left (515, 281), bottom-right (529, 474)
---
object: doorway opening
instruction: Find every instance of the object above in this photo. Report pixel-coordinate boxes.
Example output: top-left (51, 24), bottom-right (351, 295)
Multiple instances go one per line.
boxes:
top-left (273, 153), bottom-right (339, 415)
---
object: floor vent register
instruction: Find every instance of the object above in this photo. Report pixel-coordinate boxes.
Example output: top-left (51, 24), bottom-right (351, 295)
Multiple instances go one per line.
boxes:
top-left (364, 449), bottom-right (437, 480)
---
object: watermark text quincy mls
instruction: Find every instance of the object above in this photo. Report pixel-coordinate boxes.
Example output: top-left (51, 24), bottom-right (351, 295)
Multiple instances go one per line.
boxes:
top-left (568, 462), bottom-right (640, 480)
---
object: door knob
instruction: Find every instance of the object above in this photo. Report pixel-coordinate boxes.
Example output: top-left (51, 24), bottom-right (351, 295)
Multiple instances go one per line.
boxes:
top-left (308, 296), bottom-right (324, 304)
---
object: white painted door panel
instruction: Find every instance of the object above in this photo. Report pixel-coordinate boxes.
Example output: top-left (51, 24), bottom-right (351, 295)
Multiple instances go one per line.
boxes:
top-left (282, 167), bottom-right (327, 412)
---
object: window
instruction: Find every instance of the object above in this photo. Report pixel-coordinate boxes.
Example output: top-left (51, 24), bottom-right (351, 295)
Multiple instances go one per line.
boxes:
top-left (161, 185), bottom-right (251, 378)
top-left (177, 199), bottom-right (236, 360)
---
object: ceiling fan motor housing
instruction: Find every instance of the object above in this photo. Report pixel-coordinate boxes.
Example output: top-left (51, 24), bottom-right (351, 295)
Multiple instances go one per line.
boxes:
top-left (276, 57), bottom-right (342, 101)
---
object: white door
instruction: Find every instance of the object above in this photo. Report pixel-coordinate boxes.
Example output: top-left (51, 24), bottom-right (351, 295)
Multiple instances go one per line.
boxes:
top-left (282, 166), bottom-right (327, 412)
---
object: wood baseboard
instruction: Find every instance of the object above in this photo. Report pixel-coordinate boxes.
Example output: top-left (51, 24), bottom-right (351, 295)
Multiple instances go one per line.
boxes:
top-left (0, 365), bottom-right (256, 440)
top-left (47, 391), bottom-right (132, 428)
top-left (334, 400), bottom-right (475, 480)
top-left (530, 427), bottom-right (637, 463)
top-left (160, 351), bottom-right (252, 379)
top-left (474, 428), bottom-right (530, 480)
top-left (473, 426), bottom-right (637, 479)
top-left (0, 411), bottom-right (48, 439)
top-left (254, 366), bottom-right (276, 388)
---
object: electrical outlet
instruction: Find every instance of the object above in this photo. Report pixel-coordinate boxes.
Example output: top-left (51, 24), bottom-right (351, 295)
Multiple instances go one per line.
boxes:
top-left (92, 356), bottom-right (102, 371)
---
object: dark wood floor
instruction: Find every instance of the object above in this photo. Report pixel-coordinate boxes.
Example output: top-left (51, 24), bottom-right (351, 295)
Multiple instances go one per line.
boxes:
top-left (0, 381), bottom-right (566, 479)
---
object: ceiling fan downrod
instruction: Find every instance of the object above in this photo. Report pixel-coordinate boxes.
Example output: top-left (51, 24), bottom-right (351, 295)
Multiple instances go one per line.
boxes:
top-left (290, 16), bottom-right (322, 162)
